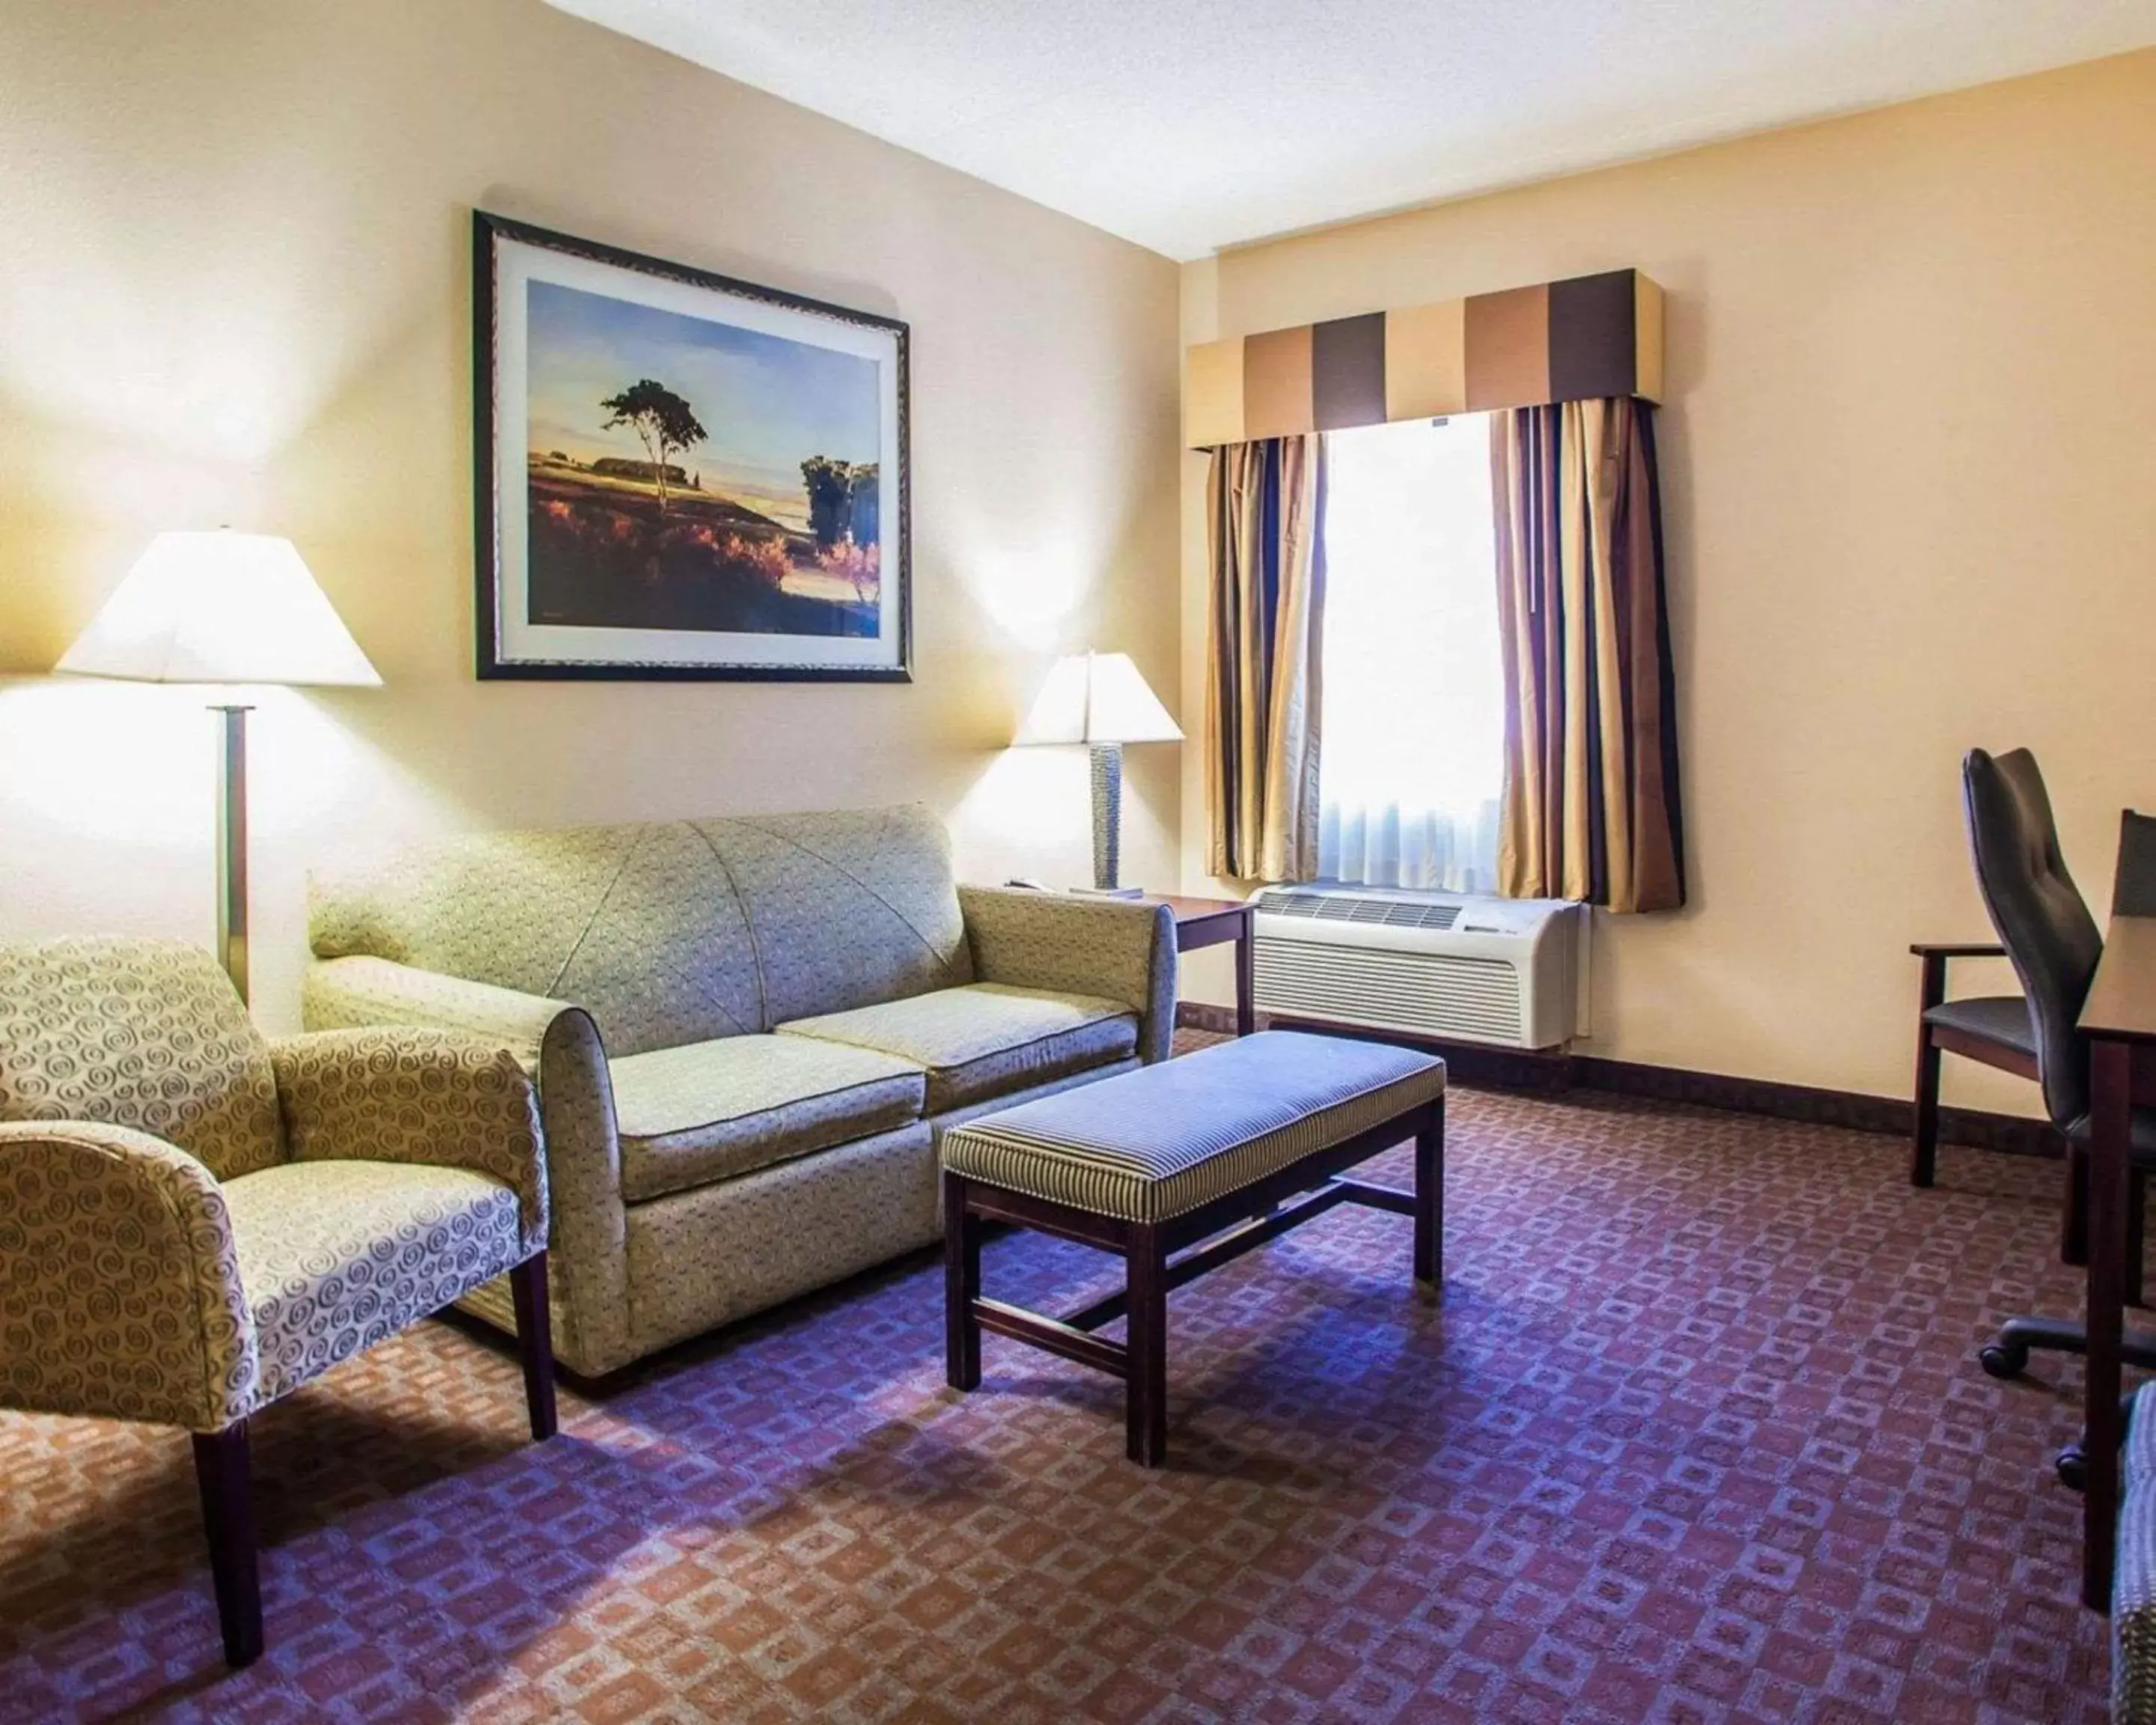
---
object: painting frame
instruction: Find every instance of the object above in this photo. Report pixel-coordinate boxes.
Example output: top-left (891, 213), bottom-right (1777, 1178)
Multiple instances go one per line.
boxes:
top-left (472, 210), bottom-right (912, 682)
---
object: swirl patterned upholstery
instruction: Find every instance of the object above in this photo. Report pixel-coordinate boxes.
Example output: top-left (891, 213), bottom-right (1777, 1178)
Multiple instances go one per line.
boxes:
top-left (0, 934), bottom-right (555, 1667)
top-left (305, 804), bottom-right (1179, 1377)
top-left (0, 938), bottom-right (546, 1434)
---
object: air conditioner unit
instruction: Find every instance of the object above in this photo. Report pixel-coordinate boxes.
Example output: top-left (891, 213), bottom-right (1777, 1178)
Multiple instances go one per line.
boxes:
top-left (1247, 884), bottom-right (1586, 1050)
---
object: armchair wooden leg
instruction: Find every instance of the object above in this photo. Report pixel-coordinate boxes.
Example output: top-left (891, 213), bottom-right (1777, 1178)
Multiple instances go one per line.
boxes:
top-left (1910, 961), bottom-right (1946, 1188)
top-left (1910, 1033), bottom-right (1943, 1188)
top-left (2064, 1138), bottom-right (2091, 1268)
top-left (191, 1423), bottom-right (262, 1669)
top-left (509, 1253), bottom-right (558, 1442)
top-left (2132, 1169), bottom-right (2149, 1310)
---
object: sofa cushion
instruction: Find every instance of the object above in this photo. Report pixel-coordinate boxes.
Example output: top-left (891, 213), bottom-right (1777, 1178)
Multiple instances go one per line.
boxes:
top-left (778, 984), bottom-right (1137, 1114)
top-left (224, 1160), bottom-right (525, 1410)
top-left (611, 1035), bottom-right (927, 1202)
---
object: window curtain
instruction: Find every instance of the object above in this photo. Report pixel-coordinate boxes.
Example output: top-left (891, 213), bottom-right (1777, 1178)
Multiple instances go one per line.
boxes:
top-left (1490, 397), bottom-right (1686, 912)
top-left (1205, 435), bottom-right (1326, 882)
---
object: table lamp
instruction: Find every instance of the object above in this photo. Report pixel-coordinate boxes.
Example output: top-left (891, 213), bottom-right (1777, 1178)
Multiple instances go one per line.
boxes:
top-left (55, 530), bottom-right (381, 1003)
top-left (1014, 650), bottom-right (1181, 894)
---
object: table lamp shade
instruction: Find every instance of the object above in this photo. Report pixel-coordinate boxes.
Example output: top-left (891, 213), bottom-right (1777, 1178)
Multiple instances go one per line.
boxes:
top-left (1014, 651), bottom-right (1181, 747)
top-left (57, 531), bottom-right (380, 687)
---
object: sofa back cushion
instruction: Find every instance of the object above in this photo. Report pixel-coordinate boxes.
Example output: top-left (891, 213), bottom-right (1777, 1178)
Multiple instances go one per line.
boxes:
top-left (311, 804), bottom-right (970, 1054)
top-left (0, 937), bottom-right (284, 1180)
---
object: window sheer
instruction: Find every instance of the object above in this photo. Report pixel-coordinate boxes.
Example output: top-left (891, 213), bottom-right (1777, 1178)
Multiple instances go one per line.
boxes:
top-left (1317, 414), bottom-right (1502, 892)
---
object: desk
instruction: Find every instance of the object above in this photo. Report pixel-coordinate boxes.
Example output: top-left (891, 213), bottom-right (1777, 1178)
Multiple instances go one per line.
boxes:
top-left (1152, 895), bottom-right (1255, 1036)
top-left (2078, 913), bottom-right (2156, 1607)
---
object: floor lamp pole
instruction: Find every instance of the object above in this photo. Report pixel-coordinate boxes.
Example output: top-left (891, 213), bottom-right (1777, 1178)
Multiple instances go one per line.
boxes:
top-left (1089, 741), bottom-right (1123, 892)
top-left (213, 704), bottom-right (252, 1005)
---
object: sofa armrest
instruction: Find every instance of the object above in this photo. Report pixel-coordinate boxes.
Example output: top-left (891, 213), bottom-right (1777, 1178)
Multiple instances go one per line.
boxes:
top-left (957, 886), bottom-right (1178, 1064)
top-left (268, 1029), bottom-right (547, 1253)
top-left (304, 955), bottom-right (569, 1072)
top-left (0, 1120), bottom-right (257, 1431)
top-left (300, 955), bottom-right (631, 1372)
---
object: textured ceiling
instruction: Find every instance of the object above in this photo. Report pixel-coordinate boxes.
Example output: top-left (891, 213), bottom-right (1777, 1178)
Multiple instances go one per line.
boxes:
top-left (543, 1), bottom-right (2156, 259)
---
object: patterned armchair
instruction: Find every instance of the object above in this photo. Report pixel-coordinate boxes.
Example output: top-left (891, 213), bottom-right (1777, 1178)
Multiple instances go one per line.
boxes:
top-left (0, 937), bottom-right (554, 1668)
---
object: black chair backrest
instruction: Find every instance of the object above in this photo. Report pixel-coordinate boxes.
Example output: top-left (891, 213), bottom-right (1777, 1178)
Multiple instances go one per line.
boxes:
top-left (1962, 747), bottom-right (2102, 1130)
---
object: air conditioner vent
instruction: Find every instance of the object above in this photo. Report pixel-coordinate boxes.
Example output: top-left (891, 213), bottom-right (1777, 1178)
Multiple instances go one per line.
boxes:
top-left (1253, 890), bottom-right (1461, 931)
top-left (1255, 940), bottom-right (1521, 1044)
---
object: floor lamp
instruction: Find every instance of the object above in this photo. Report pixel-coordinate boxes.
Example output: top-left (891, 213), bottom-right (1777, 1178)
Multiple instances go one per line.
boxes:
top-left (1014, 651), bottom-right (1182, 895)
top-left (56, 530), bottom-right (381, 1004)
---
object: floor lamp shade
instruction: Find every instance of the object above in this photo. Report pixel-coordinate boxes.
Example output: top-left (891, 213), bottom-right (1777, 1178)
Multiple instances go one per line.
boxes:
top-left (1015, 651), bottom-right (1182, 892)
top-left (56, 531), bottom-right (381, 1002)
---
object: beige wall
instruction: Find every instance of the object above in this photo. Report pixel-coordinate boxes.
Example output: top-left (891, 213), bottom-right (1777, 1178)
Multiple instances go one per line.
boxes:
top-left (0, 0), bottom-right (1182, 1031)
top-left (1181, 51), bottom-right (2156, 1113)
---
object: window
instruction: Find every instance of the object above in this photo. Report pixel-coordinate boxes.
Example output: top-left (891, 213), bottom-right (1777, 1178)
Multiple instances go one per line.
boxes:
top-left (1317, 413), bottom-right (1503, 891)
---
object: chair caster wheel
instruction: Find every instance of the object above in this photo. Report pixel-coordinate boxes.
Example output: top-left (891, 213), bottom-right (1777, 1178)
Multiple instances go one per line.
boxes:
top-left (2058, 1445), bottom-right (2088, 1493)
top-left (1979, 1342), bottom-right (2027, 1380)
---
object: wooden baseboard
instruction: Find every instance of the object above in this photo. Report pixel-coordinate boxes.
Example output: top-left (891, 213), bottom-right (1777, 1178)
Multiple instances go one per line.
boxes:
top-left (1174, 1001), bottom-right (2056, 1158)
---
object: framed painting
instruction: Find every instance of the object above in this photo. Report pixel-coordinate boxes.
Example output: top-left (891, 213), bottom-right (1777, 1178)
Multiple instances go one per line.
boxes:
top-left (473, 210), bottom-right (910, 681)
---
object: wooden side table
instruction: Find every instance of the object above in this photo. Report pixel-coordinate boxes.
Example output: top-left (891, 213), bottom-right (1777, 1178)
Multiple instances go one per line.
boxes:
top-left (1152, 895), bottom-right (1255, 1036)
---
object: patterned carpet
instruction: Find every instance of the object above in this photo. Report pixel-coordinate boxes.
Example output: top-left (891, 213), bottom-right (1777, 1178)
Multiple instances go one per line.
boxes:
top-left (0, 1050), bottom-right (2115, 1723)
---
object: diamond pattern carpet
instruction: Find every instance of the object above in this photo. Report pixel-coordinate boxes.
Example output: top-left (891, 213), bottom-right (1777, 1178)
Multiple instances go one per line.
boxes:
top-left (0, 1051), bottom-right (2113, 1722)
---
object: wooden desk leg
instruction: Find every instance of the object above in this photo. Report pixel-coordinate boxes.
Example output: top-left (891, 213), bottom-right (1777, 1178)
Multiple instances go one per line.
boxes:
top-left (1234, 917), bottom-right (1256, 1037)
top-left (1414, 1098), bottom-right (1444, 1289)
top-left (1126, 1223), bottom-right (1169, 1466)
top-left (944, 1172), bottom-right (981, 1392)
top-left (2085, 1038), bottom-right (2132, 1611)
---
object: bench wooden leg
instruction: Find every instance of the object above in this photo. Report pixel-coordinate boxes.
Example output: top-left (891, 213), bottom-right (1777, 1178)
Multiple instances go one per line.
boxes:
top-left (944, 1171), bottom-right (981, 1392)
top-left (1414, 1097), bottom-right (1444, 1289)
top-left (1125, 1222), bottom-right (1168, 1467)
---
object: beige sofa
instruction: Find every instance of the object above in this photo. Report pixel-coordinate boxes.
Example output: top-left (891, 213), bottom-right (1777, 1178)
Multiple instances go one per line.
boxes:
top-left (302, 804), bottom-right (1176, 1378)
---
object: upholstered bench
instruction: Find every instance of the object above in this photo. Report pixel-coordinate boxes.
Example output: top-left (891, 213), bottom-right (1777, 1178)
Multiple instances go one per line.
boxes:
top-left (940, 1030), bottom-right (1446, 1464)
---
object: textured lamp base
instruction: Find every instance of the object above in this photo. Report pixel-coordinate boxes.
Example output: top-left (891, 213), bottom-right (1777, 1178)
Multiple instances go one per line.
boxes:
top-left (1089, 742), bottom-right (1123, 892)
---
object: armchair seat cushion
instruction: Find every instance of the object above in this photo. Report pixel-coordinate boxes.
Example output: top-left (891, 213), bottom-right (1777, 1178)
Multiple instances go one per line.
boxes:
top-left (609, 1035), bottom-right (927, 1202)
top-left (1921, 994), bottom-right (2035, 1056)
top-left (224, 1160), bottom-right (525, 1409)
top-left (778, 983), bottom-right (1138, 1114)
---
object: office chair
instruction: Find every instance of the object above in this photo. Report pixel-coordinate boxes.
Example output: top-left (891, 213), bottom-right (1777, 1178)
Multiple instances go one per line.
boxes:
top-left (1959, 749), bottom-right (2156, 1482)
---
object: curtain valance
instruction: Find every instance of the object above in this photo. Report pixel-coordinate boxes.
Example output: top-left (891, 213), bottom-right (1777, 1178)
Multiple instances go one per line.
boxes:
top-left (1185, 268), bottom-right (1663, 449)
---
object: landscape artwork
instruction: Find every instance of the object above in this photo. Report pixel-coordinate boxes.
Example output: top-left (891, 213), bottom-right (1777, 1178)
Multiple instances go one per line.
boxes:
top-left (476, 213), bottom-right (910, 681)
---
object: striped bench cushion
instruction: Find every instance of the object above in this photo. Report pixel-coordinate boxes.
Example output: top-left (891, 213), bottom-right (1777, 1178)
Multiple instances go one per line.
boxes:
top-left (940, 1030), bottom-right (1444, 1223)
top-left (2119, 1384), bottom-right (2156, 1721)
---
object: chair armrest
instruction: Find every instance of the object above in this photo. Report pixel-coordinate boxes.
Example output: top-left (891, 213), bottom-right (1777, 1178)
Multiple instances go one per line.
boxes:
top-left (268, 1029), bottom-right (547, 1254)
top-left (1909, 942), bottom-right (2006, 959)
top-left (299, 955), bottom-right (631, 1372)
top-left (0, 1120), bottom-right (256, 1431)
top-left (957, 886), bottom-right (1178, 1064)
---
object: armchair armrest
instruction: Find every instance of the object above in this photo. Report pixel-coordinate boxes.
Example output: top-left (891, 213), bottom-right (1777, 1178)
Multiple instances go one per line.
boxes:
top-left (957, 886), bottom-right (1178, 1064)
top-left (0, 1120), bottom-right (256, 1431)
top-left (300, 955), bottom-right (630, 1371)
top-left (268, 1029), bottom-right (547, 1253)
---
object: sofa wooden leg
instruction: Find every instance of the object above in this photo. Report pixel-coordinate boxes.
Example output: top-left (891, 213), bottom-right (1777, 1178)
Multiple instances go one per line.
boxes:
top-left (191, 1423), bottom-right (262, 1668)
top-left (510, 1254), bottom-right (558, 1442)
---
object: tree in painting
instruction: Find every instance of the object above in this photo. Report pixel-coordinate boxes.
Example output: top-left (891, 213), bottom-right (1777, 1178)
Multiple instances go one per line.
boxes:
top-left (599, 380), bottom-right (707, 515)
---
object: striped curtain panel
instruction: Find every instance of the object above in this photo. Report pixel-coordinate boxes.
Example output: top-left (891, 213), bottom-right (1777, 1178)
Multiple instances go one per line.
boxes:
top-left (1490, 398), bottom-right (1686, 912)
top-left (1205, 436), bottom-right (1326, 882)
